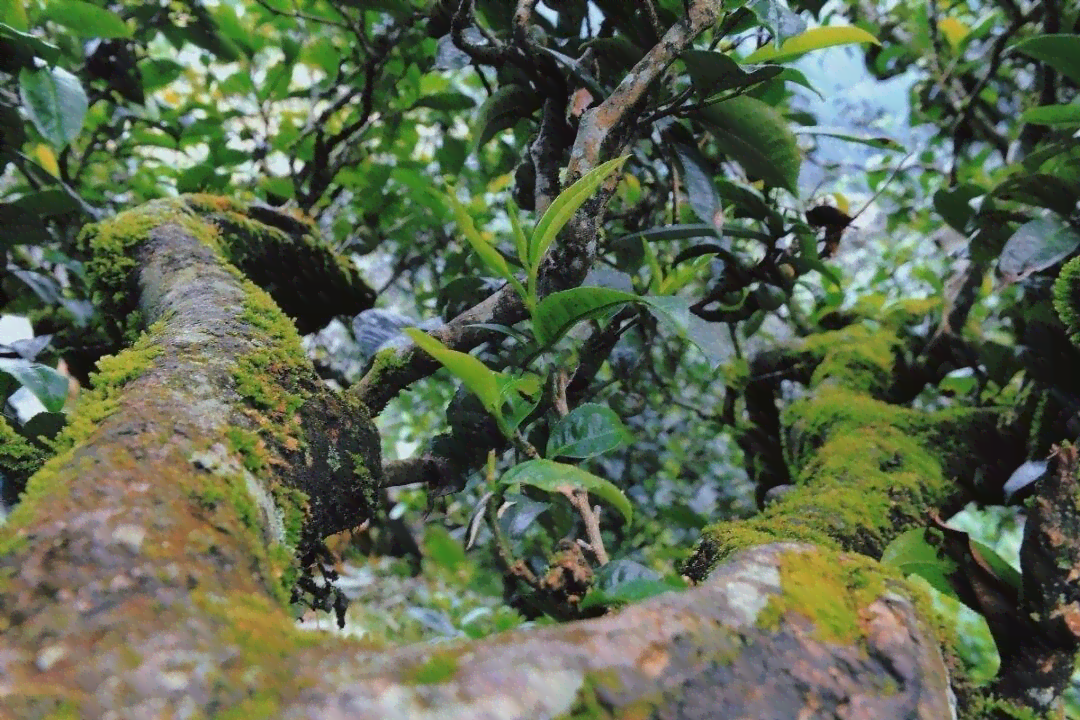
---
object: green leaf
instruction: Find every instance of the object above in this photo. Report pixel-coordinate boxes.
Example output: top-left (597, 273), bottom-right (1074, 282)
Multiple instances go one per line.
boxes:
top-left (19, 65), bottom-right (88, 148)
top-left (412, 92), bottom-right (476, 112)
top-left (792, 126), bottom-right (904, 151)
top-left (0, 202), bottom-right (51, 248)
top-left (671, 143), bottom-right (724, 230)
top-left (1020, 103), bottom-right (1080, 128)
top-left (616, 224), bottom-right (720, 244)
top-left (993, 173), bottom-right (1077, 216)
top-left (506, 198), bottom-right (530, 269)
top-left (471, 84), bottom-right (541, 151)
top-left (744, 26), bottom-right (881, 64)
top-left (0, 1), bottom-right (28, 30)
top-left (747, 0), bottom-right (807, 45)
top-left (403, 328), bottom-right (502, 416)
top-left (641, 295), bottom-right (728, 367)
top-left (681, 50), bottom-right (783, 95)
top-left (531, 287), bottom-right (728, 367)
top-left (8, 188), bottom-right (82, 217)
top-left (698, 96), bottom-right (800, 195)
top-left (547, 403), bottom-right (632, 459)
top-left (0, 22), bottom-right (60, 62)
top-left (580, 577), bottom-right (684, 609)
top-left (496, 372), bottom-right (542, 432)
top-left (881, 529), bottom-right (960, 601)
top-left (532, 286), bottom-right (638, 347)
top-left (997, 216), bottom-right (1080, 285)
top-left (501, 459), bottom-right (632, 523)
top-left (933, 183), bottom-right (984, 233)
top-left (970, 540), bottom-right (1022, 592)
top-left (1010, 34), bottom-right (1080, 86)
top-left (0, 358), bottom-right (68, 412)
top-left (530, 155), bottom-right (629, 270)
top-left (445, 190), bottom-right (526, 299)
top-left (41, 0), bottom-right (131, 38)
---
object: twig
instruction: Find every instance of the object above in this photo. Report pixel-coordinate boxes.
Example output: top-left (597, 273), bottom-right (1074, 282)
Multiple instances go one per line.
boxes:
top-left (559, 486), bottom-right (609, 565)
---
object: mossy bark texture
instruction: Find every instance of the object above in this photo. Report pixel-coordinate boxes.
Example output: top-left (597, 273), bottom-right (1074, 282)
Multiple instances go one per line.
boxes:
top-left (0, 197), bottom-right (382, 717)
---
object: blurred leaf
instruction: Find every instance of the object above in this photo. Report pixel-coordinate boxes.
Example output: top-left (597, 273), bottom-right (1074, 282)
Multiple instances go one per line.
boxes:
top-left (581, 559), bottom-right (686, 609)
top-left (747, 0), bottom-right (807, 44)
top-left (423, 525), bottom-right (466, 572)
top-left (0, 1), bottom-right (28, 31)
top-left (681, 50), bottom-right (783, 95)
top-left (19, 65), bottom-right (88, 148)
top-left (1010, 34), bottom-right (1080, 85)
top-left (969, 539), bottom-right (1022, 592)
top-left (744, 25), bottom-right (879, 63)
top-left (11, 268), bottom-right (60, 303)
top-left (697, 96), bottom-right (800, 194)
top-left (20, 409), bottom-right (65, 440)
top-left (933, 183), bottom-right (984, 233)
top-left (0, 202), bottom-right (50, 247)
top-left (412, 92), bottom-right (476, 112)
top-left (671, 142), bottom-right (724, 231)
top-left (1020, 103), bottom-right (1080, 128)
top-left (1002, 460), bottom-right (1047, 502)
top-left (997, 216), bottom-right (1080, 285)
top-left (9, 188), bottom-right (82, 216)
top-left (499, 493), bottom-right (550, 537)
top-left (881, 529), bottom-right (960, 601)
top-left (501, 459), bottom-right (632, 524)
top-left (471, 84), bottom-right (541, 151)
top-left (548, 403), bottom-right (633, 459)
top-left (0, 22), bottom-right (59, 62)
top-left (41, 0), bottom-right (131, 38)
top-left (993, 173), bottom-right (1077, 216)
top-left (793, 126), bottom-right (904, 151)
top-left (0, 357), bottom-right (68, 412)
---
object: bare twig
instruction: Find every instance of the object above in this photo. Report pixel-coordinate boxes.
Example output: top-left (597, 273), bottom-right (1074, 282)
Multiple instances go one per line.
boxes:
top-left (559, 486), bottom-right (609, 565)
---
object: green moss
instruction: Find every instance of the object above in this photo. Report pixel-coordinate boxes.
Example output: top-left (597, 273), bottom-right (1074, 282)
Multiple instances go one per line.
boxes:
top-left (756, 549), bottom-right (886, 644)
top-left (0, 416), bottom-right (45, 492)
top-left (366, 346), bottom-right (408, 381)
top-left (403, 650), bottom-right (460, 685)
top-left (964, 695), bottom-right (1042, 720)
top-left (0, 331), bottom-right (163, 541)
top-left (1054, 256), bottom-right (1080, 347)
top-left (801, 325), bottom-right (898, 396)
top-left (226, 427), bottom-right (270, 476)
top-left (77, 198), bottom-right (222, 343)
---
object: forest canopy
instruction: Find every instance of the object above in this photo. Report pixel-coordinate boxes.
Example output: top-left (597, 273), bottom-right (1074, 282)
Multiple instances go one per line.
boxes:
top-left (2, 0), bottom-right (1080, 718)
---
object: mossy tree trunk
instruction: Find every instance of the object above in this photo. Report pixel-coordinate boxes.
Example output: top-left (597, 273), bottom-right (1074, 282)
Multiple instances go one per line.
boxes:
top-left (4, 209), bottom-right (1080, 718)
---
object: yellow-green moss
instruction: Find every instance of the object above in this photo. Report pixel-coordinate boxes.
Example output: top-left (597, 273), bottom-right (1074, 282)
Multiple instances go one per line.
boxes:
top-left (1054, 256), bottom-right (1080, 347)
top-left (77, 198), bottom-right (223, 343)
top-left (801, 325), bottom-right (898, 396)
top-left (403, 650), bottom-right (460, 685)
top-left (757, 549), bottom-right (886, 644)
top-left (0, 416), bottom-right (45, 489)
top-left (0, 330), bottom-right (163, 543)
top-left (964, 695), bottom-right (1043, 720)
